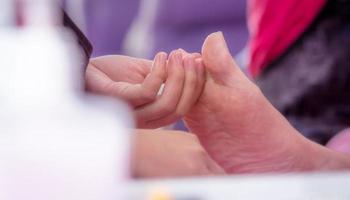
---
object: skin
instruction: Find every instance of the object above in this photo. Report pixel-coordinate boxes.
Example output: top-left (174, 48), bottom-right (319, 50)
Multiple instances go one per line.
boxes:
top-left (86, 50), bottom-right (219, 178)
top-left (85, 32), bottom-right (350, 177)
top-left (131, 129), bottom-right (225, 178)
top-left (183, 32), bottom-right (350, 173)
top-left (85, 50), bottom-right (205, 128)
top-left (327, 129), bottom-right (350, 154)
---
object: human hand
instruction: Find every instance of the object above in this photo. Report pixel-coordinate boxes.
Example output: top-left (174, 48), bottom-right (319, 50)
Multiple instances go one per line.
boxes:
top-left (135, 50), bottom-right (205, 128)
top-left (131, 129), bottom-right (225, 178)
top-left (85, 50), bottom-right (205, 129)
top-left (85, 54), bottom-right (164, 107)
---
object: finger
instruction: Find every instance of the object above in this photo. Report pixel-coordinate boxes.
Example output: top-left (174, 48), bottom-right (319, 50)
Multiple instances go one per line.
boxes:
top-left (177, 48), bottom-right (188, 56)
top-left (163, 54), bottom-right (199, 114)
top-left (136, 50), bottom-right (185, 128)
top-left (85, 64), bottom-right (141, 105)
top-left (85, 63), bottom-right (115, 94)
top-left (143, 52), bottom-right (204, 128)
top-left (193, 58), bottom-right (206, 102)
top-left (192, 53), bottom-right (202, 59)
top-left (90, 55), bottom-right (152, 82)
top-left (138, 52), bottom-right (168, 103)
top-left (146, 57), bottom-right (206, 128)
top-left (178, 48), bottom-right (201, 59)
top-left (113, 52), bottom-right (167, 107)
top-left (86, 54), bottom-right (167, 107)
top-left (144, 55), bottom-right (199, 128)
top-left (179, 49), bottom-right (206, 104)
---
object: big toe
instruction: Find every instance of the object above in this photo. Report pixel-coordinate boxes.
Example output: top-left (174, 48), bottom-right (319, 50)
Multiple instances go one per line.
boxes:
top-left (201, 32), bottom-right (244, 85)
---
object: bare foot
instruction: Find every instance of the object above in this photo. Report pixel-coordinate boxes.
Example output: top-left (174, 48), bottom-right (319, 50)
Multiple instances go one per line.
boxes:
top-left (184, 32), bottom-right (350, 173)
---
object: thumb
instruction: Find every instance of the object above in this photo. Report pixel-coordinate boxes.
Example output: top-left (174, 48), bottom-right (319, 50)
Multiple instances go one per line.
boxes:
top-left (201, 32), bottom-right (242, 85)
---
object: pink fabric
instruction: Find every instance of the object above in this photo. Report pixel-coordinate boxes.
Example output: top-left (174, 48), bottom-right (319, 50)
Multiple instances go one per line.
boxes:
top-left (248, 0), bottom-right (326, 77)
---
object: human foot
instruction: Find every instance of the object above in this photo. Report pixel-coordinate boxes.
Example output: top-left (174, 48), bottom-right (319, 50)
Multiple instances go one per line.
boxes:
top-left (327, 129), bottom-right (350, 154)
top-left (184, 32), bottom-right (350, 173)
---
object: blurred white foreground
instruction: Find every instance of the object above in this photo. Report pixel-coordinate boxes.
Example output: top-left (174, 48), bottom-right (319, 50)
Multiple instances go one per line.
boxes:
top-left (0, 1), bottom-right (132, 199)
top-left (129, 172), bottom-right (350, 200)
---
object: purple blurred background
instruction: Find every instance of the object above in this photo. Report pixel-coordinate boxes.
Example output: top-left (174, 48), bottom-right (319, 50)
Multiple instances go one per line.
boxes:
top-left (84, 0), bottom-right (248, 58)
top-left (84, 0), bottom-right (140, 57)
top-left (153, 0), bottom-right (248, 55)
top-left (82, 0), bottom-right (248, 130)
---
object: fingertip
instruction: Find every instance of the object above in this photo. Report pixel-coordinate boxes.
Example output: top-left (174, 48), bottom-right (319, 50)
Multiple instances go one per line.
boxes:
top-left (178, 48), bottom-right (187, 54)
top-left (195, 57), bottom-right (203, 65)
top-left (168, 50), bottom-right (177, 59)
top-left (192, 53), bottom-right (202, 59)
top-left (174, 49), bottom-right (184, 65)
top-left (152, 52), bottom-right (168, 78)
top-left (157, 52), bottom-right (168, 68)
top-left (183, 55), bottom-right (195, 70)
top-left (157, 51), bottom-right (168, 60)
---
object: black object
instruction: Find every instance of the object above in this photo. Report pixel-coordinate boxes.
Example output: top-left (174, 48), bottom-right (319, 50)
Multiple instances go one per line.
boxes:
top-left (257, 0), bottom-right (350, 145)
top-left (62, 10), bottom-right (93, 66)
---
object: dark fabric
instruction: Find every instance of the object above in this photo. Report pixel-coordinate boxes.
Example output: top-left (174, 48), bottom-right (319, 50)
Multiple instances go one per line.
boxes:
top-left (256, 1), bottom-right (350, 145)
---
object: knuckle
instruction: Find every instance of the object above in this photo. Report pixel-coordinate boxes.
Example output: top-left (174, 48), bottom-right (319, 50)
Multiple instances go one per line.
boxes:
top-left (172, 71), bottom-right (185, 82)
top-left (187, 76), bottom-right (197, 85)
top-left (158, 100), bottom-right (177, 114)
top-left (154, 72), bottom-right (165, 80)
top-left (140, 89), bottom-right (156, 102)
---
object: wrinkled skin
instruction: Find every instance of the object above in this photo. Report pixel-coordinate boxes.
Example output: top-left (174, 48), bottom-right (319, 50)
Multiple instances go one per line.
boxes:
top-left (184, 32), bottom-right (350, 173)
top-left (86, 32), bottom-right (350, 176)
top-left (85, 51), bottom-right (205, 128)
top-left (86, 51), bottom-right (221, 178)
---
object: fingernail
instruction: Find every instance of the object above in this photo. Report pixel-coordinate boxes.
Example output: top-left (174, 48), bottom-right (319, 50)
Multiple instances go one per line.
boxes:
top-left (158, 52), bottom-right (167, 62)
top-left (174, 50), bottom-right (183, 65)
top-left (178, 48), bottom-right (186, 54)
top-left (153, 53), bottom-right (160, 65)
top-left (192, 53), bottom-right (202, 59)
top-left (184, 55), bottom-right (195, 70)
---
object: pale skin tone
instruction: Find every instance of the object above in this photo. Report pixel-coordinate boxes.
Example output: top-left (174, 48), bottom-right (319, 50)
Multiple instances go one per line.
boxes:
top-left (86, 50), bottom-right (205, 128)
top-left (131, 129), bottom-right (225, 178)
top-left (86, 49), bottom-right (221, 178)
top-left (85, 32), bottom-right (350, 178)
top-left (184, 32), bottom-right (350, 173)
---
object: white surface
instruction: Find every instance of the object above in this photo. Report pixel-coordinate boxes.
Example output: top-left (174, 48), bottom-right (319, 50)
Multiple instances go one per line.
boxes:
top-left (0, 26), bottom-right (133, 200)
top-left (129, 172), bottom-right (350, 200)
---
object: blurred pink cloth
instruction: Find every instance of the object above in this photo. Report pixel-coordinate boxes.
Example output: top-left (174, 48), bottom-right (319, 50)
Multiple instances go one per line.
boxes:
top-left (248, 0), bottom-right (326, 77)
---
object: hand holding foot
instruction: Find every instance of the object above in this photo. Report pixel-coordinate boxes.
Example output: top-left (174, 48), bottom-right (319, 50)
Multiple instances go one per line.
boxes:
top-left (85, 50), bottom-right (205, 129)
